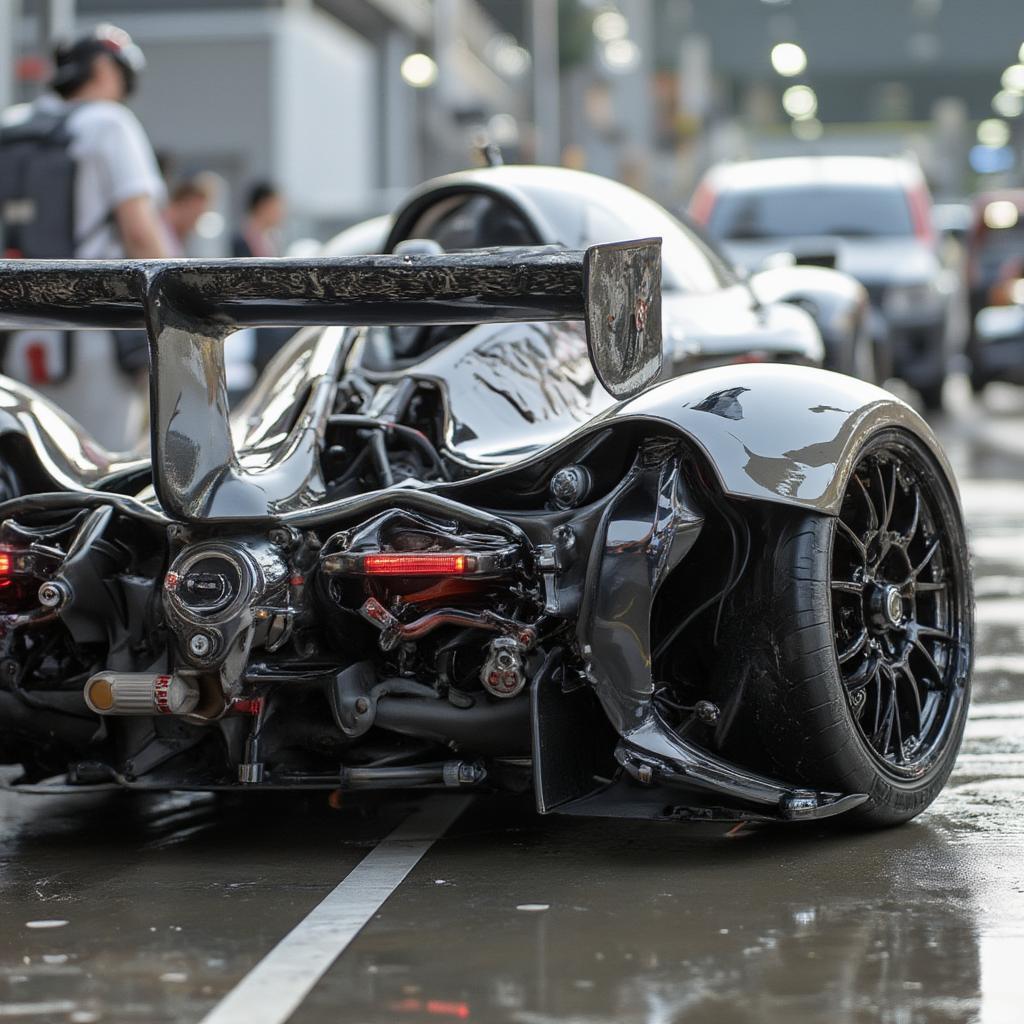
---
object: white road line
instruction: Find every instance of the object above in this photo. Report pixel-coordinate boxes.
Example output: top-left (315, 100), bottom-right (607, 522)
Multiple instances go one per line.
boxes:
top-left (199, 795), bottom-right (472, 1024)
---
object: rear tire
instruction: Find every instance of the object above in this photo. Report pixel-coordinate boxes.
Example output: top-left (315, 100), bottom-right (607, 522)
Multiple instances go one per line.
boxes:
top-left (848, 317), bottom-right (878, 384)
top-left (743, 428), bottom-right (973, 827)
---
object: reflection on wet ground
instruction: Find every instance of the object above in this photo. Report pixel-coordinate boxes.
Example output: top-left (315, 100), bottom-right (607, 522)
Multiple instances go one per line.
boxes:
top-left (2, 379), bottom-right (1024, 1024)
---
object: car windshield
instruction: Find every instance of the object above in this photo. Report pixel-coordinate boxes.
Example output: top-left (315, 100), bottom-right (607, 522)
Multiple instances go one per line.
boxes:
top-left (520, 176), bottom-right (734, 293)
top-left (708, 185), bottom-right (915, 240)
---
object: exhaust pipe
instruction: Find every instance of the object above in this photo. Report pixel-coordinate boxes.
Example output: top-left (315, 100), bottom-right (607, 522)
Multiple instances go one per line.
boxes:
top-left (373, 692), bottom-right (531, 755)
top-left (84, 672), bottom-right (200, 716)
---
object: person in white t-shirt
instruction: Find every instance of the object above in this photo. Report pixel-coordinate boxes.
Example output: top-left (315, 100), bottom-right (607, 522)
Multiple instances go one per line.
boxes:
top-left (1, 24), bottom-right (169, 449)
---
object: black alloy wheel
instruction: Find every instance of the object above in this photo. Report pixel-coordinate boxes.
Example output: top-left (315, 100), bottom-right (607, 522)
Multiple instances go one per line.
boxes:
top-left (741, 428), bottom-right (973, 827)
top-left (831, 441), bottom-right (970, 780)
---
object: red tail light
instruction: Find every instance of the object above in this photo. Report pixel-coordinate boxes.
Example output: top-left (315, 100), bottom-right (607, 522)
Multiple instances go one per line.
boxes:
top-left (907, 182), bottom-right (936, 245)
top-left (689, 179), bottom-right (717, 226)
top-left (0, 546), bottom-right (43, 608)
top-left (363, 552), bottom-right (468, 575)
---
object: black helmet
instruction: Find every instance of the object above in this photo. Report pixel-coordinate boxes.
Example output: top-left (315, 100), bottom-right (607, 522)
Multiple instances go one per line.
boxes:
top-left (51, 24), bottom-right (146, 97)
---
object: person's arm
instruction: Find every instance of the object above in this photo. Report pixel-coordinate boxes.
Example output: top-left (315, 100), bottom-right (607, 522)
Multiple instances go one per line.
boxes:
top-left (115, 194), bottom-right (170, 259)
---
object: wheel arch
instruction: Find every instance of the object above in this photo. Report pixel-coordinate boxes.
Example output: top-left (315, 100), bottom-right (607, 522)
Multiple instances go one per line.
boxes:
top-left (597, 362), bottom-right (958, 516)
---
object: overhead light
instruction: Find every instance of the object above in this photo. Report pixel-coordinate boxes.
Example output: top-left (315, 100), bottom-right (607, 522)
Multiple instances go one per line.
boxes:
top-left (782, 84), bottom-right (817, 120)
top-left (593, 11), bottom-right (629, 42)
top-left (977, 118), bottom-right (1011, 148)
top-left (1001, 64), bottom-right (1024, 94)
top-left (792, 117), bottom-right (823, 140)
top-left (400, 52), bottom-right (438, 88)
top-left (488, 34), bottom-right (531, 78)
top-left (770, 42), bottom-right (807, 77)
top-left (993, 90), bottom-right (1024, 118)
top-left (983, 200), bottom-right (1019, 230)
top-left (603, 38), bottom-right (641, 72)
top-left (487, 112), bottom-right (519, 145)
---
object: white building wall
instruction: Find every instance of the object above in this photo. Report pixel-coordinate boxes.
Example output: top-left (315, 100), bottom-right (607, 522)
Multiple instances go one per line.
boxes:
top-left (272, 6), bottom-right (378, 228)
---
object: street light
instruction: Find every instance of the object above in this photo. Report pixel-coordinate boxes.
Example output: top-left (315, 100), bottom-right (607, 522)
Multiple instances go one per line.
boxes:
top-left (603, 38), bottom-right (641, 72)
top-left (792, 118), bottom-right (823, 140)
top-left (400, 53), bottom-right (439, 89)
top-left (488, 34), bottom-right (531, 78)
top-left (782, 84), bottom-right (817, 120)
top-left (1001, 64), bottom-right (1024, 94)
top-left (593, 11), bottom-right (629, 42)
top-left (770, 42), bottom-right (807, 77)
top-left (993, 90), bottom-right (1024, 118)
top-left (983, 200), bottom-right (1019, 230)
top-left (977, 118), bottom-right (1011, 148)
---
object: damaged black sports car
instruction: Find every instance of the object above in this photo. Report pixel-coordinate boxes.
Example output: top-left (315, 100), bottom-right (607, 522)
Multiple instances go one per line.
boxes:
top-left (0, 166), bottom-right (971, 828)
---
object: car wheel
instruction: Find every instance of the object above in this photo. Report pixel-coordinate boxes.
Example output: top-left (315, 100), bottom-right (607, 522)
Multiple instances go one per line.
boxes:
top-left (746, 428), bottom-right (973, 827)
top-left (918, 377), bottom-right (946, 412)
top-left (849, 318), bottom-right (878, 384)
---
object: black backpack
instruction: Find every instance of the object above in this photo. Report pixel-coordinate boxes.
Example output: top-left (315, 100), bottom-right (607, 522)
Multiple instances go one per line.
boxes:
top-left (0, 107), bottom-right (77, 259)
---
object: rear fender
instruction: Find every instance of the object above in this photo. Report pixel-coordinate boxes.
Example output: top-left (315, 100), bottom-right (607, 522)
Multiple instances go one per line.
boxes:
top-left (597, 362), bottom-right (957, 514)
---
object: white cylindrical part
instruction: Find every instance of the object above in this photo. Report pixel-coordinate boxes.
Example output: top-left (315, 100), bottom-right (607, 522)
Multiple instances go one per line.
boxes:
top-left (84, 673), bottom-right (200, 716)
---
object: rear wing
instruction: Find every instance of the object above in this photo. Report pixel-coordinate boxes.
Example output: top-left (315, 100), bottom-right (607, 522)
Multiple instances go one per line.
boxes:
top-left (0, 240), bottom-right (661, 521)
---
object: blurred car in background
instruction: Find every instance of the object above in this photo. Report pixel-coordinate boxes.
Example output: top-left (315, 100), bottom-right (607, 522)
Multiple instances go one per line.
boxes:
top-left (933, 201), bottom-right (973, 245)
top-left (315, 166), bottom-right (881, 382)
top-left (691, 156), bottom-right (961, 409)
top-left (965, 190), bottom-right (1024, 392)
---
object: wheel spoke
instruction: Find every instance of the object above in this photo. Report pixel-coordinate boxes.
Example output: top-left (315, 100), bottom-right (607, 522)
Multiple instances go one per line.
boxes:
top-left (916, 624), bottom-right (953, 643)
top-left (914, 580), bottom-right (947, 593)
top-left (836, 519), bottom-right (867, 561)
top-left (872, 463), bottom-right (888, 527)
top-left (882, 463), bottom-right (898, 533)
top-left (844, 655), bottom-right (879, 693)
top-left (853, 474), bottom-right (880, 532)
top-left (912, 638), bottom-right (943, 687)
top-left (831, 578), bottom-right (863, 596)
top-left (907, 538), bottom-right (940, 583)
top-left (897, 662), bottom-right (923, 736)
top-left (891, 673), bottom-right (905, 762)
top-left (838, 628), bottom-right (869, 665)
top-left (873, 674), bottom-right (897, 756)
top-left (895, 489), bottom-right (920, 550)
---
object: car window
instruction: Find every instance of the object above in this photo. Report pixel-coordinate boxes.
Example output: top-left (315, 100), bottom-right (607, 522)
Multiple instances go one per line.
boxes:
top-left (522, 180), bottom-right (732, 293)
top-left (405, 194), bottom-right (539, 250)
top-left (708, 186), bottom-right (915, 240)
top-left (580, 200), bottom-right (727, 294)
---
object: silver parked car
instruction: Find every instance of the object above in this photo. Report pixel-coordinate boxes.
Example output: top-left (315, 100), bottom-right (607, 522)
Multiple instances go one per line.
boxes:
top-left (692, 156), bottom-right (963, 410)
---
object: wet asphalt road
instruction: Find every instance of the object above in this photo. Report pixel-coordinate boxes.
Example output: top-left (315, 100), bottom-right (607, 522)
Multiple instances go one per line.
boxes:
top-left (3, 378), bottom-right (1024, 1024)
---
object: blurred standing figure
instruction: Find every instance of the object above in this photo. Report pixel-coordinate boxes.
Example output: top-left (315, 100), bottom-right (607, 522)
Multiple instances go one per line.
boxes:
top-left (232, 183), bottom-right (285, 258)
top-left (231, 183), bottom-right (289, 379)
top-left (162, 175), bottom-right (216, 256)
top-left (0, 24), bottom-right (168, 449)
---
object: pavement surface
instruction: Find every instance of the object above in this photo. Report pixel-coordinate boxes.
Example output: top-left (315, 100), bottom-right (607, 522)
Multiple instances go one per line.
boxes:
top-left (2, 377), bottom-right (1024, 1024)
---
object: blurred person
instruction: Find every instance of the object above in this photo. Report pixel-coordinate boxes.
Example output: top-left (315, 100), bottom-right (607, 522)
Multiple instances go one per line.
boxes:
top-left (163, 175), bottom-right (217, 256)
top-left (232, 182), bottom-right (285, 258)
top-left (0, 24), bottom-right (168, 449)
top-left (231, 183), bottom-right (288, 380)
